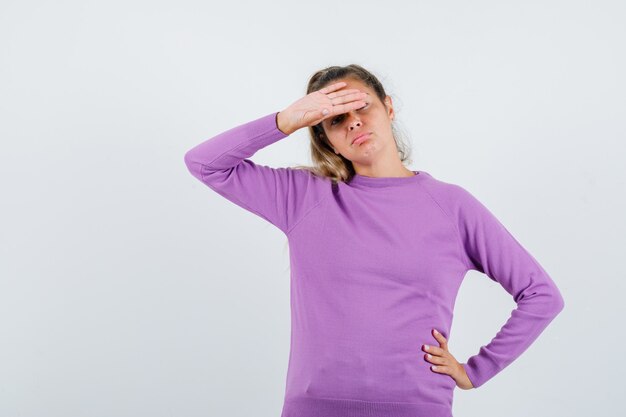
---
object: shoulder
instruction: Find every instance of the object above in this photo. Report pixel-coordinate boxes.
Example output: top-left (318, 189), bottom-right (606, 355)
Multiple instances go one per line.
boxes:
top-left (417, 171), bottom-right (476, 209)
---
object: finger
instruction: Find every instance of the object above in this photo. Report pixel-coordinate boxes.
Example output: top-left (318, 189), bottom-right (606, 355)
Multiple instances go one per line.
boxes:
top-left (325, 100), bottom-right (367, 118)
top-left (430, 364), bottom-right (452, 375)
top-left (432, 329), bottom-right (448, 349)
top-left (422, 344), bottom-right (447, 357)
top-left (321, 91), bottom-right (366, 116)
top-left (327, 89), bottom-right (366, 100)
top-left (330, 91), bottom-right (368, 108)
top-left (424, 352), bottom-right (447, 365)
top-left (317, 81), bottom-right (348, 94)
top-left (319, 90), bottom-right (367, 119)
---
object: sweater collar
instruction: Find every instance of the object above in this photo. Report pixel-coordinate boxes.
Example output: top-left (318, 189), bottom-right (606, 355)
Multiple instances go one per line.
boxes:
top-left (348, 170), bottom-right (429, 188)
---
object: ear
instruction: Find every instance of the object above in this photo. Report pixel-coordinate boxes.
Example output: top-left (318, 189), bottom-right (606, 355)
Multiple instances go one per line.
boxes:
top-left (385, 96), bottom-right (394, 120)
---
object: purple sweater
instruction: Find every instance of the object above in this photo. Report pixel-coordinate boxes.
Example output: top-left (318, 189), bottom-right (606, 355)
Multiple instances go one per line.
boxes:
top-left (184, 111), bottom-right (565, 417)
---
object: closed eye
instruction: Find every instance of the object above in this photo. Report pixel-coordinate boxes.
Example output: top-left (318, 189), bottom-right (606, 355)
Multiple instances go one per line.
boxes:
top-left (331, 103), bottom-right (368, 126)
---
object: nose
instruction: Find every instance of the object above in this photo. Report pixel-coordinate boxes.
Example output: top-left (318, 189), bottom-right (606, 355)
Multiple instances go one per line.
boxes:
top-left (348, 118), bottom-right (362, 130)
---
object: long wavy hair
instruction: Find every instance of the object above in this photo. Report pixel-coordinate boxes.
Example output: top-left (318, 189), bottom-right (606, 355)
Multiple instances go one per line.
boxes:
top-left (293, 64), bottom-right (413, 184)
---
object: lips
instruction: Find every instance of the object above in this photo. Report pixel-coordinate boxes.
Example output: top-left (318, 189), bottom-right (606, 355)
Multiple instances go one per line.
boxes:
top-left (351, 132), bottom-right (371, 145)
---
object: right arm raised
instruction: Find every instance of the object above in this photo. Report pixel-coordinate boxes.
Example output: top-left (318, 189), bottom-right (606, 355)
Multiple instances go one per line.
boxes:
top-left (184, 82), bottom-right (369, 234)
top-left (183, 111), bottom-right (328, 235)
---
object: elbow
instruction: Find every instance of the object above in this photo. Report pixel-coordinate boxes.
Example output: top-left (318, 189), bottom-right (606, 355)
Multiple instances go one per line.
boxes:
top-left (541, 283), bottom-right (565, 318)
top-left (518, 278), bottom-right (565, 319)
top-left (540, 269), bottom-right (567, 318)
top-left (552, 289), bottom-right (565, 317)
top-left (184, 149), bottom-right (204, 180)
top-left (183, 148), bottom-right (196, 170)
top-left (184, 148), bottom-right (233, 185)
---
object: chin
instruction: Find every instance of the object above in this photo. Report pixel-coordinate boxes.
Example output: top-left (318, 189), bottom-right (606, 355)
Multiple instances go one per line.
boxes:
top-left (351, 144), bottom-right (380, 162)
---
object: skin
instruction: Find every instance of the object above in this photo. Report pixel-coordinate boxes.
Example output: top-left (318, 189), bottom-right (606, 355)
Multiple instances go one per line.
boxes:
top-left (318, 77), bottom-right (415, 178)
top-left (276, 79), bottom-right (414, 178)
top-left (277, 82), bottom-right (475, 389)
top-left (424, 328), bottom-right (475, 390)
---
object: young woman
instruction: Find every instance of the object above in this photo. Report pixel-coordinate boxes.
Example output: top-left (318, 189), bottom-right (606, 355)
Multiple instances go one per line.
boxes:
top-left (184, 64), bottom-right (565, 417)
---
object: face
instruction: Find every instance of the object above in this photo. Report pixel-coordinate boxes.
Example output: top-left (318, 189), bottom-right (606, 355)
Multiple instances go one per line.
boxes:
top-left (320, 78), bottom-right (395, 165)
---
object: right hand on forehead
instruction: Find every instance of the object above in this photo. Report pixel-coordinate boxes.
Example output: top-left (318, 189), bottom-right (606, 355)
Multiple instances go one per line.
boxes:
top-left (276, 81), bottom-right (368, 135)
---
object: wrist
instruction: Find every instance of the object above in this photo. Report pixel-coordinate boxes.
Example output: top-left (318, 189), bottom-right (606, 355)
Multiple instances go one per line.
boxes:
top-left (276, 111), bottom-right (294, 135)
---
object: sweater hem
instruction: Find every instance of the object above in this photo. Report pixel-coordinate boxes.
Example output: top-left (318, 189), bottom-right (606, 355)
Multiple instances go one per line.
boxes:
top-left (280, 396), bottom-right (452, 417)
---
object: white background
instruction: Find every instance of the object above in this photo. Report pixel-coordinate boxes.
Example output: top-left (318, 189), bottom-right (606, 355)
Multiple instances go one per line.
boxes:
top-left (1, 0), bottom-right (624, 416)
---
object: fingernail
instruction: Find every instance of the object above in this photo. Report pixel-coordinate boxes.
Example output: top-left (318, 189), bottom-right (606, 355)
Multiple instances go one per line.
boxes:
top-left (433, 329), bottom-right (438, 334)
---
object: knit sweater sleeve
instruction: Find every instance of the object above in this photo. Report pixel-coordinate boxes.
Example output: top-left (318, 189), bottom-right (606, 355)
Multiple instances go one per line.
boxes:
top-left (451, 184), bottom-right (565, 389)
top-left (183, 111), bottom-right (327, 235)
